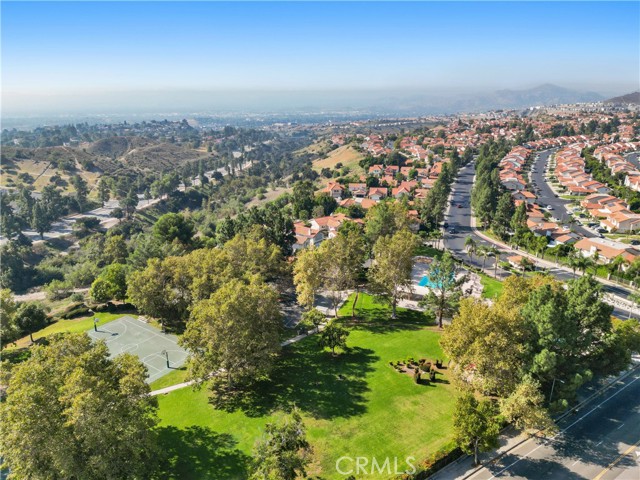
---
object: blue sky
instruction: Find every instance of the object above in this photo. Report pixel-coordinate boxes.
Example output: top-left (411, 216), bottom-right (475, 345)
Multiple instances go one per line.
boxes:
top-left (2, 1), bottom-right (639, 113)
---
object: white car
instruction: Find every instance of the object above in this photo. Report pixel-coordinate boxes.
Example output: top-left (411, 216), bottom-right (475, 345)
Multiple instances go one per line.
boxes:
top-left (546, 205), bottom-right (554, 210)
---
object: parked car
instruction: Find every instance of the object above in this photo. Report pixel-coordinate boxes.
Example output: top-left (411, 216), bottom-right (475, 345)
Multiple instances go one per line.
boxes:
top-left (631, 240), bottom-right (640, 246)
top-left (448, 228), bottom-right (457, 234)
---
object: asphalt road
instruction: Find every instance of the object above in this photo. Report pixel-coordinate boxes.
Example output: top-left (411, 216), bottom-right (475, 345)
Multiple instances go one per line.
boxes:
top-left (0, 196), bottom-right (159, 245)
top-left (443, 159), bottom-right (636, 317)
top-left (466, 369), bottom-right (640, 480)
top-left (529, 150), bottom-right (593, 238)
top-left (626, 152), bottom-right (640, 170)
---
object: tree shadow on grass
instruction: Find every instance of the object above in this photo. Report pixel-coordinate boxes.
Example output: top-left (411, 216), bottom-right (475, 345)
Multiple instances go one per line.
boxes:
top-left (342, 296), bottom-right (435, 335)
top-left (156, 425), bottom-right (250, 480)
top-left (210, 339), bottom-right (378, 420)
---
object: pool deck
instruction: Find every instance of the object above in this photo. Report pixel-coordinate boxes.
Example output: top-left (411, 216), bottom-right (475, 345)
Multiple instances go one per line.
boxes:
top-left (410, 257), bottom-right (482, 299)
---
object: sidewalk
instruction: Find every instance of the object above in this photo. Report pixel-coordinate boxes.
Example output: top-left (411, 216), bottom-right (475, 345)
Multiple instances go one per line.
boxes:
top-left (470, 217), bottom-right (640, 314)
top-left (540, 152), bottom-right (600, 237)
top-left (150, 319), bottom-right (331, 396)
top-left (429, 358), bottom-right (640, 479)
top-left (149, 292), bottom-right (354, 396)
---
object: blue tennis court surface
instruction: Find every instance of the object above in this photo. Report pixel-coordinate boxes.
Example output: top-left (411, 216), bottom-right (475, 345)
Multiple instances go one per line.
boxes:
top-left (87, 315), bottom-right (188, 383)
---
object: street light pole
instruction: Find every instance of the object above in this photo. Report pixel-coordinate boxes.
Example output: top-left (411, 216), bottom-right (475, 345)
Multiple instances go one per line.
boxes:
top-left (549, 377), bottom-right (565, 404)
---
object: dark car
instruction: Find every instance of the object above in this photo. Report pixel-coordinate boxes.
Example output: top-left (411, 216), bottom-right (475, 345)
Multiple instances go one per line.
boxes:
top-left (443, 222), bottom-right (449, 228)
top-left (631, 240), bottom-right (640, 246)
top-left (457, 204), bottom-right (463, 208)
top-left (448, 228), bottom-right (457, 234)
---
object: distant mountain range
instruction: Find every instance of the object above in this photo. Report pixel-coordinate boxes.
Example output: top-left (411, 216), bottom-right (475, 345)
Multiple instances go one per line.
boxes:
top-left (488, 83), bottom-right (605, 108)
top-left (2, 84), bottom-right (624, 128)
top-left (368, 84), bottom-right (607, 115)
top-left (604, 91), bottom-right (640, 104)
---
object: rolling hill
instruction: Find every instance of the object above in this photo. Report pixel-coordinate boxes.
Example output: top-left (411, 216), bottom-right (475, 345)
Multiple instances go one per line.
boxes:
top-left (604, 91), bottom-right (640, 104)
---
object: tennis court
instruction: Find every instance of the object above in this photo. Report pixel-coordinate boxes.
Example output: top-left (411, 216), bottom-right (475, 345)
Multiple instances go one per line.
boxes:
top-left (87, 315), bottom-right (188, 384)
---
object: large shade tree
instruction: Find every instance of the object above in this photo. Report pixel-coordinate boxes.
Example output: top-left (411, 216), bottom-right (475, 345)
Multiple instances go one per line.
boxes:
top-left (0, 334), bottom-right (159, 480)
top-left (181, 277), bottom-right (282, 389)
top-left (368, 229), bottom-right (419, 318)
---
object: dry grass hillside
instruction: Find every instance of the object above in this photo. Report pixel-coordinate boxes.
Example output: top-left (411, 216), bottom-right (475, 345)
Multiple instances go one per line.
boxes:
top-left (1, 138), bottom-right (213, 195)
top-left (312, 145), bottom-right (365, 185)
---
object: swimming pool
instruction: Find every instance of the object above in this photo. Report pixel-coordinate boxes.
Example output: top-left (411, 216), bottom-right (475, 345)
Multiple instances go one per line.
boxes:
top-left (418, 270), bottom-right (454, 288)
top-left (418, 275), bottom-right (437, 288)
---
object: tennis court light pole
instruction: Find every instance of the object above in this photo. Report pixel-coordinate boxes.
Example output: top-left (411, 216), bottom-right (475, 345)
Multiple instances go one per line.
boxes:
top-left (161, 350), bottom-right (169, 368)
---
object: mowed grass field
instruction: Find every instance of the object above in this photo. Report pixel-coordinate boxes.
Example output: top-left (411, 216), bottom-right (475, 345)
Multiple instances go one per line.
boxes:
top-left (155, 294), bottom-right (456, 479)
top-left (480, 274), bottom-right (504, 299)
top-left (5, 312), bottom-right (133, 350)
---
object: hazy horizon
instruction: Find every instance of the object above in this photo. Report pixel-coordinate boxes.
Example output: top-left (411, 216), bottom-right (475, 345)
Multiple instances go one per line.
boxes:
top-left (2, 1), bottom-right (639, 118)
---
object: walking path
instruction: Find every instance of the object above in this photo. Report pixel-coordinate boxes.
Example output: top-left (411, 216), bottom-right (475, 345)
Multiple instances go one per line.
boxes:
top-left (149, 295), bottom-right (352, 396)
top-left (13, 287), bottom-right (89, 302)
top-left (150, 321), bottom-right (331, 396)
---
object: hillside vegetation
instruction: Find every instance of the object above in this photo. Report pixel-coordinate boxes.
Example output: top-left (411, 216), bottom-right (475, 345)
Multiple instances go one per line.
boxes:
top-left (312, 145), bottom-right (365, 184)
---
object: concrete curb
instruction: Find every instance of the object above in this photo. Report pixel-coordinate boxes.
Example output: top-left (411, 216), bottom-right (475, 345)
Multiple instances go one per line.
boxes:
top-left (429, 361), bottom-right (640, 480)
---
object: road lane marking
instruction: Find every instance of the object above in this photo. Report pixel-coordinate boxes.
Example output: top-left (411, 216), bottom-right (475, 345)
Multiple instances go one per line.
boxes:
top-left (592, 439), bottom-right (640, 480)
top-left (559, 374), bottom-right (640, 434)
top-left (487, 374), bottom-right (640, 479)
top-left (571, 460), bottom-right (580, 467)
top-left (616, 423), bottom-right (625, 430)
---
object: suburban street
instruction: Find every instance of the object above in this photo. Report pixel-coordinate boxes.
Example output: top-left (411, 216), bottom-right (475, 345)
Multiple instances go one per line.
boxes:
top-left (626, 152), bottom-right (640, 170)
top-left (529, 149), bottom-right (593, 237)
top-left (464, 369), bottom-right (640, 480)
top-left (444, 159), bottom-right (638, 318)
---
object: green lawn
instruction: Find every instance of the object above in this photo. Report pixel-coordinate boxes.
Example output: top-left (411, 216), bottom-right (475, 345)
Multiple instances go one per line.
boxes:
top-left (155, 294), bottom-right (456, 479)
top-left (5, 312), bottom-right (130, 350)
top-left (480, 274), bottom-right (504, 299)
top-left (150, 366), bottom-right (189, 390)
top-left (415, 244), bottom-right (444, 259)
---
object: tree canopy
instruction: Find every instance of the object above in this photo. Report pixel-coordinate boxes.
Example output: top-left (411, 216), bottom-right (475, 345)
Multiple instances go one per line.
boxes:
top-left (181, 276), bottom-right (282, 389)
top-left (0, 334), bottom-right (159, 480)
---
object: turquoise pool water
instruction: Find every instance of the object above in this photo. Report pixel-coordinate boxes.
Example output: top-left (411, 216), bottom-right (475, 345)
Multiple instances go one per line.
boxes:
top-left (418, 275), bottom-right (437, 288)
top-left (418, 270), bottom-right (454, 288)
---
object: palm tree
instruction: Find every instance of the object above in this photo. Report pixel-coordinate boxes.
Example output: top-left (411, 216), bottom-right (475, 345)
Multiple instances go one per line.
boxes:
top-left (519, 257), bottom-right (534, 276)
top-left (478, 245), bottom-right (489, 270)
top-left (464, 236), bottom-right (477, 259)
top-left (567, 250), bottom-right (581, 278)
top-left (432, 230), bottom-right (443, 250)
top-left (535, 235), bottom-right (548, 259)
top-left (486, 246), bottom-right (501, 278)
top-left (629, 292), bottom-right (640, 319)
top-left (574, 255), bottom-right (595, 276)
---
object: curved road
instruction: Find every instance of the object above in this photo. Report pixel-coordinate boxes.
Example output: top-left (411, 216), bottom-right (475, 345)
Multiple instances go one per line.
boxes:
top-left (529, 150), bottom-right (593, 238)
top-left (444, 158), bottom-right (636, 318)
